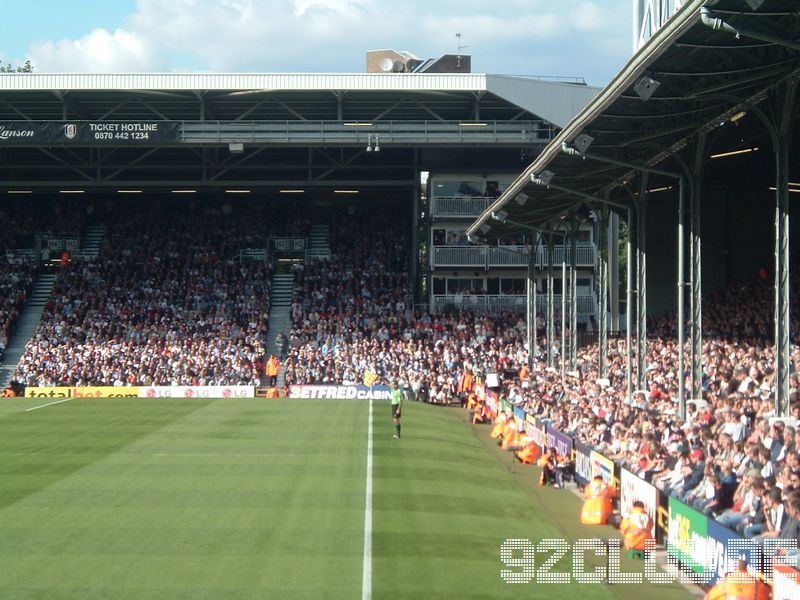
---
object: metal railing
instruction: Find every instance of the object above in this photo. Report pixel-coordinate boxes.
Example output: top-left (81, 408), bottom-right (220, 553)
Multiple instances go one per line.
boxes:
top-left (431, 244), bottom-right (596, 269)
top-left (431, 196), bottom-right (496, 218)
top-left (240, 248), bottom-right (268, 261)
top-left (180, 120), bottom-right (554, 146)
top-left (5, 249), bottom-right (36, 261)
top-left (432, 294), bottom-right (596, 315)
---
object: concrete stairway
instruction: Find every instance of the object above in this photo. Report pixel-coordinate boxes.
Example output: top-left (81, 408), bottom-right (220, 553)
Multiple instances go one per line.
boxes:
top-left (263, 273), bottom-right (294, 386)
top-left (0, 273), bottom-right (56, 387)
top-left (306, 224), bottom-right (331, 260)
top-left (73, 224), bottom-right (105, 260)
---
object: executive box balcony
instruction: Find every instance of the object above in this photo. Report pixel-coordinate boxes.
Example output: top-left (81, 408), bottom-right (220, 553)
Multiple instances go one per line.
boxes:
top-left (430, 196), bottom-right (496, 219)
top-left (430, 244), bottom-right (596, 269)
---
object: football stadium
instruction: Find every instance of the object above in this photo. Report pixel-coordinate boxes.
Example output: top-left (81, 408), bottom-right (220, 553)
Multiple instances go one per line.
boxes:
top-left (1, 1), bottom-right (800, 598)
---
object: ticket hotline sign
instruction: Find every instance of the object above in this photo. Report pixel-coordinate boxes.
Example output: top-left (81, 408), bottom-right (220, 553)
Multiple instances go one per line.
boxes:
top-left (0, 121), bottom-right (180, 145)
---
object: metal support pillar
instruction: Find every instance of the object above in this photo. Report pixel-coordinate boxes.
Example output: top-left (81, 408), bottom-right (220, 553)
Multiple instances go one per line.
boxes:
top-left (636, 176), bottom-right (649, 393)
top-left (527, 239), bottom-right (538, 369)
top-left (547, 233), bottom-right (555, 369)
top-left (570, 216), bottom-right (578, 371)
top-left (411, 184), bottom-right (420, 304)
top-left (690, 134), bottom-right (706, 402)
top-left (598, 207), bottom-right (609, 378)
top-left (608, 212), bottom-right (620, 332)
top-left (677, 176), bottom-right (687, 420)
top-left (561, 260), bottom-right (567, 383)
top-left (775, 79), bottom-right (797, 416)
top-left (626, 206), bottom-right (635, 405)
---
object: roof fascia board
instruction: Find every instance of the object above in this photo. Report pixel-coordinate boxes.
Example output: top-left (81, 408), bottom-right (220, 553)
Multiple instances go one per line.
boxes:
top-left (0, 73), bottom-right (489, 93)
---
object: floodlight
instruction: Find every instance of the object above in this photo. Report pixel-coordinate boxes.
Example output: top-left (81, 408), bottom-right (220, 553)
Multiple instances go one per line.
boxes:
top-left (228, 142), bottom-right (244, 153)
top-left (633, 76), bottom-right (660, 101)
top-left (479, 224), bottom-right (491, 234)
top-left (745, 0), bottom-right (764, 9)
top-left (530, 170), bottom-right (555, 186)
top-left (573, 133), bottom-right (594, 154)
top-left (514, 192), bottom-right (528, 206)
top-left (491, 210), bottom-right (508, 223)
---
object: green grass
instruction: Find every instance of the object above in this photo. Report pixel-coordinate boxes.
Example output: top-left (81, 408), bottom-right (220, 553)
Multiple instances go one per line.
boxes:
top-left (0, 397), bottom-right (694, 599)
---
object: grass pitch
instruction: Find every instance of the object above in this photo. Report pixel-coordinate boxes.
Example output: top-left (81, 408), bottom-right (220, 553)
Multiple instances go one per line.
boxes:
top-left (0, 397), bottom-right (692, 599)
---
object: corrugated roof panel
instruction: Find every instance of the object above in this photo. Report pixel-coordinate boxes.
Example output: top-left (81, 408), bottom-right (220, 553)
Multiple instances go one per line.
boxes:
top-left (485, 75), bottom-right (601, 128)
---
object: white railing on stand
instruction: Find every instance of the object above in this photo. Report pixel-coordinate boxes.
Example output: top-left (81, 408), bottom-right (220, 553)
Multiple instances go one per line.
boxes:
top-left (432, 294), bottom-right (596, 315)
top-left (431, 196), bottom-right (495, 218)
top-left (431, 244), bottom-right (596, 269)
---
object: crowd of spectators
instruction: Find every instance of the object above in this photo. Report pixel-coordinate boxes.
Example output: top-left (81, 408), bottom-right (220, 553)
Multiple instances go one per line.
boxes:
top-left (13, 199), bottom-right (275, 386)
top-left (0, 198), bottom-right (88, 252)
top-left (0, 256), bottom-right (35, 359)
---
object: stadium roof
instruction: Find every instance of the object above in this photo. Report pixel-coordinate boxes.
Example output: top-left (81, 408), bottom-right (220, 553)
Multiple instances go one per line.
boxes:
top-left (0, 73), bottom-right (598, 192)
top-left (0, 73), bottom-right (598, 129)
top-left (466, 0), bottom-right (800, 241)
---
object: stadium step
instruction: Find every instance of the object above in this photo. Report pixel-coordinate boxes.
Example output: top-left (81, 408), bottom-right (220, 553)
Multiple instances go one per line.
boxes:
top-left (270, 273), bottom-right (294, 308)
top-left (72, 224), bottom-right (106, 260)
top-left (263, 272), bottom-right (294, 387)
top-left (306, 223), bottom-right (330, 260)
top-left (0, 273), bottom-right (56, 387)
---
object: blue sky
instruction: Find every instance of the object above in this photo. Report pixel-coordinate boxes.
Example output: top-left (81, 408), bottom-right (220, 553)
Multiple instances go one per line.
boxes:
top-left (1, 0), bottom-right (635, 86)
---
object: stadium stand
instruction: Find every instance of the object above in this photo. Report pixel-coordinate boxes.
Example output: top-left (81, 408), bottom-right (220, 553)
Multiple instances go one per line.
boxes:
top-left (12, 199), bottom-right (276, 387)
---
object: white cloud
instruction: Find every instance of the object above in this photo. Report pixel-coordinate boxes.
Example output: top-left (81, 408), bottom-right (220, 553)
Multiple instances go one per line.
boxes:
top-left (23, 0), bottom-right (632, 84)
top-left (293, 0), bottom-right (367, 17)
top-left (30, 28), bottom-right (163, 73)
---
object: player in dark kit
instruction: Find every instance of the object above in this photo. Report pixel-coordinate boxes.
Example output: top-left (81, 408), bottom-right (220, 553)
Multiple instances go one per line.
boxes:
top-left (391, 381), bottom-right (403, 439)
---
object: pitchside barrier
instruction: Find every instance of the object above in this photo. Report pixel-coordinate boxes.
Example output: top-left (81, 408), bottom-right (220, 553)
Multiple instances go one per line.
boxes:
top-left (487, 396), bottom-right (800, 592)
top-left (24, 386), bottom-right (255, 398)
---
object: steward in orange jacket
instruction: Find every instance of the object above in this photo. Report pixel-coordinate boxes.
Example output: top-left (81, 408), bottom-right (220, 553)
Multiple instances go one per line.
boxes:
top-left (501, 425), bottom-right (524, 451)
top-left (458, 370), bottom-right (474, 395)
top-left (703, 560), bottom-right (771, 600)
top-left (490, 413), bottom-right (508, 439)
top-left (620, 501), bottom-right (655, 553)
top-left (581, 475), bottom-right (614, 525)
top-left (265, 355), bottom-right (280, 386)
top-left (516, 441), bottom-right (540, 464)
top-left (471, 402), bottom-right (487, 424)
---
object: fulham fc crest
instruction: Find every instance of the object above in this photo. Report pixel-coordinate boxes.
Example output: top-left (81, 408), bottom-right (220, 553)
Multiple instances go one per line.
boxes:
top-left (64, 123), bottom-right (77, 139)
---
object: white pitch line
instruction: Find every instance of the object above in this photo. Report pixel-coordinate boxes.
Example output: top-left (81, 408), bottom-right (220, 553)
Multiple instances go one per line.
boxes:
top-left (26, 398), bottom-right (73, 412)
top-left (361, 397), bottom-right (373, 600)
